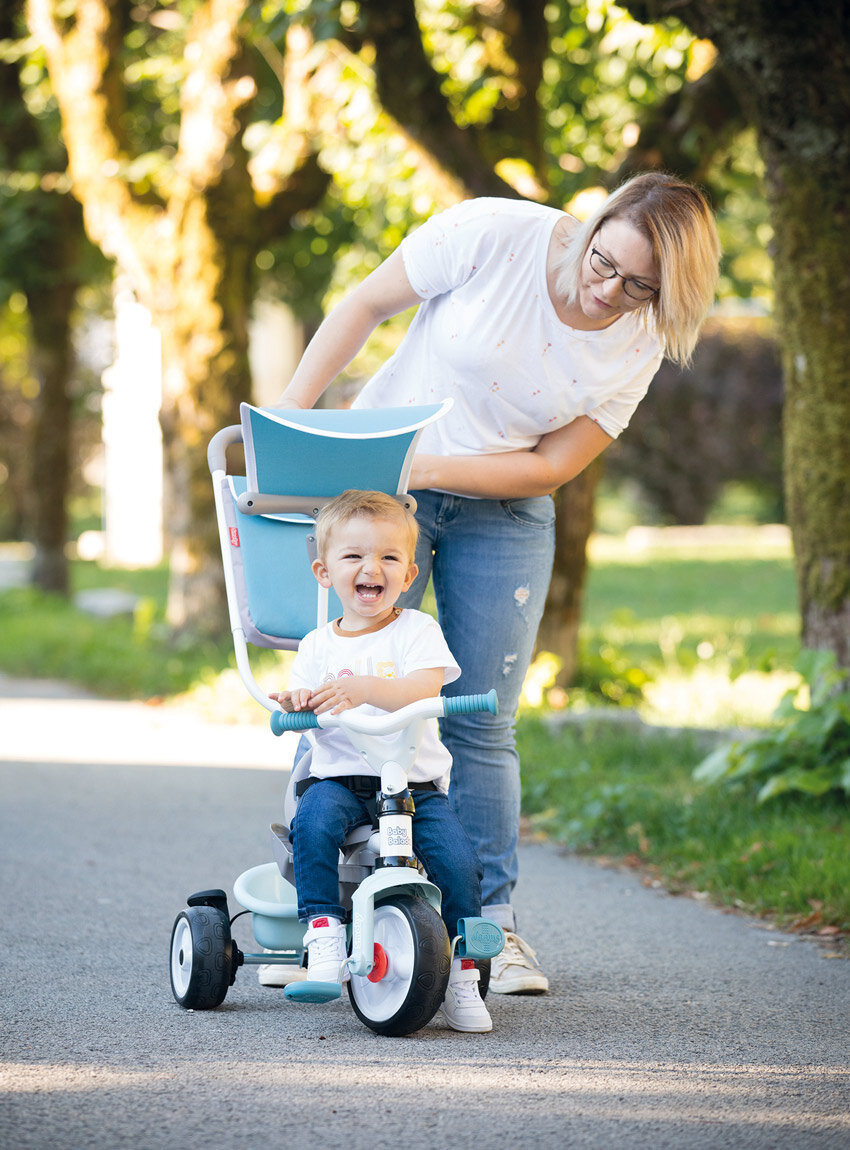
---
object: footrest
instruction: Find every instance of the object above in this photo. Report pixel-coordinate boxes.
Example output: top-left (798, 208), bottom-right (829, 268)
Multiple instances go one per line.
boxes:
top-left (456, 918), bottom-right (505, 960)
top-left (284, 980), bottom-right (343, 1004)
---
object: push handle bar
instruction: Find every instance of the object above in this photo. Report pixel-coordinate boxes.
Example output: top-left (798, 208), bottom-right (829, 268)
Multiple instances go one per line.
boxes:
top-left (270, 688), bottom-right (498, 737)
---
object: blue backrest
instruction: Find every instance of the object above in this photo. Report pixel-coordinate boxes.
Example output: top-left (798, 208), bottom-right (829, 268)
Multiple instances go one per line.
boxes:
top-left (214, 402), bottom-right (450, 650)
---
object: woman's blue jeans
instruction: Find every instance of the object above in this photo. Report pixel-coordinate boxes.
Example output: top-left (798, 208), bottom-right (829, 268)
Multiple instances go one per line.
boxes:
top-left (291, 780), bottom-right (483, 937)
top-left (398, 490), bottom-right (556, 928)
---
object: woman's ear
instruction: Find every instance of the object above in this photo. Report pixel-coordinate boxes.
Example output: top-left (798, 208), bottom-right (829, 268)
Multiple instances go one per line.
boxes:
top-left (312, 558), bottom-right (333, 588)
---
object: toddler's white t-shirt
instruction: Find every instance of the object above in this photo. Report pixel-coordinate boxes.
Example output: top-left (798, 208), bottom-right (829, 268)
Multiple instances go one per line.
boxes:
top-left (354, 197), bottom-right (663, 464)
top-left (290, 608), bottom-right (460, 792)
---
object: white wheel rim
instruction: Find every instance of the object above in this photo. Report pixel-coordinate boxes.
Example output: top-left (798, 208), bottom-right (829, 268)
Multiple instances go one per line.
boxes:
top-left (171, 916), bottom-right (194, 997)
top-left (350, 905), bottom-right (415, 1022)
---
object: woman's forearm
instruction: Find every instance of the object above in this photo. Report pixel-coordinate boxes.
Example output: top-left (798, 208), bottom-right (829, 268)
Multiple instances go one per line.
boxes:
top-left (410, 416), bottom-right (613, 499)
top-left (277, 296), bottom-right (376, 408)
top-left (277, 248), bottom-right (422, 408)
top-left (410, 450), bottom-right (559, 499)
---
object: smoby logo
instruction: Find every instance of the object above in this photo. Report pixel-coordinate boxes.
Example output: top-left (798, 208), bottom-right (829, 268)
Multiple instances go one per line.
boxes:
top-left (470, 922), bottom-right (504, 950)
top-left (229, 527), bottom-right (240, 548)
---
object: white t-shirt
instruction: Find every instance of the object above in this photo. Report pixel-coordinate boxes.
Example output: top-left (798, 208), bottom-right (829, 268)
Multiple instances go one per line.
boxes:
top-left (290, 608), bottom-right (461, 791)
top-left (354, 197), bottom-right (663, 459)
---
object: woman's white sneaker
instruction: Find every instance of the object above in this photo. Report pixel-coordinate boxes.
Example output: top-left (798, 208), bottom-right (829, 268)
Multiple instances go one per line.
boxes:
top-left (257, 953), bottom-right (308, 987)
top-left (489, 931), bottom-right (549, 994)
top-left (441, 958), bottom-right (492, 1032)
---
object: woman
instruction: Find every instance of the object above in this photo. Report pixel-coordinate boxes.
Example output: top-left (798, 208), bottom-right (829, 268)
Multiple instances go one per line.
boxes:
top-left (275, 172), bottom-right (721, 995)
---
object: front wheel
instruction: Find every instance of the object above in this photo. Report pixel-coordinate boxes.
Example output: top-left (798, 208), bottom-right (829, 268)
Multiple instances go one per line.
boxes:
top-left (348, 896), bottom-right (450, 1037)
top-left (170, 905), bottom-right (235, 1010)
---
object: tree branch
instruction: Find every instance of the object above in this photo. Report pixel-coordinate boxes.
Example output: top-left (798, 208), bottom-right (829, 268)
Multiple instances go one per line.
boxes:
top-left (355, 0), bottom-right (518, 198)
top-left (607, 62), bottom-right (746, 193)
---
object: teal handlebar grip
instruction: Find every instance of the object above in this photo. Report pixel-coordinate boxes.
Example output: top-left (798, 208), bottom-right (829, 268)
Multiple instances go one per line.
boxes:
top-left (270, 710), bottom-right (320, 736)
top-left (443, 689), bottom-right (498, 716)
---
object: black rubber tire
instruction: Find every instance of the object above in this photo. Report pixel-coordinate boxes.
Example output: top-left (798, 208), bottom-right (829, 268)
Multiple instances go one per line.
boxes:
top-left (478, 957), bottom-right (491, 1000)
top-left (348, 896), bottom-right (451, 1037)
top-left (169, 905), bottom-right (234, 1010)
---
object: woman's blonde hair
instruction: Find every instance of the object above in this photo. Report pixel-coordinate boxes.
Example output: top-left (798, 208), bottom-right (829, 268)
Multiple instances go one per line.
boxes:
top-left (556, 172), bottom-right (721, 366)
top-left (314, 489), bottom-right (419, 561)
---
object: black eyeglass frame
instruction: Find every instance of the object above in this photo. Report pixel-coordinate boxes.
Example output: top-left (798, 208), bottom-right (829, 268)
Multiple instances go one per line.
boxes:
top-left (588, 247), bottom-right (659, 302)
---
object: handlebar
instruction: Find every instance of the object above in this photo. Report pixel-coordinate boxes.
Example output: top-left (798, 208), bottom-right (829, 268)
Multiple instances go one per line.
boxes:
top-left (270, 689), bottom-right (498, 737)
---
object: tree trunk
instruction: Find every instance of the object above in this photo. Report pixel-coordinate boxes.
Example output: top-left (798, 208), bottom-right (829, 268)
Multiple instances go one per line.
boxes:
top-left (27, 275), bottom-right (77, 593)
top-left (3, 1), bottom-right (86, 595)
top-left (626, 0), bottom-right (850, 670)
top-left (773, 172), bottom-right (850, 665)
top-left (155, 77), bottom-right (259, 633)
top-left (537, 458), bottom-right (602, 685)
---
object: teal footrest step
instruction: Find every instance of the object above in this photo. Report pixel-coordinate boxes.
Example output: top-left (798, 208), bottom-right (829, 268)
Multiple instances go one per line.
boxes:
top-left (284, 981), bottom-right (343, 1003)
top-left (456, 917), bottom-right (505, 960)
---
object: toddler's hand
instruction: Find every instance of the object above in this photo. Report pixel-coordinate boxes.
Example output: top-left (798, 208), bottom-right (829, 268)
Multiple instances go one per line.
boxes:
top-left (308, 678), bottom-right (370, 715)
top-left (268, 688), bottom-right (314, 712)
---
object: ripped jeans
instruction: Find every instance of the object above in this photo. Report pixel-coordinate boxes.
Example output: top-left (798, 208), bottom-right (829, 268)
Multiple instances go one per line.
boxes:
top-left (398, 490), bottom-right (556, 926)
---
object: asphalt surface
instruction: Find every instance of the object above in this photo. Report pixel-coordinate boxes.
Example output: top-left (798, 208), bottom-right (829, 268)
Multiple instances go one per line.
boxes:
top-left (1, 673), bottom-right (848, 1150)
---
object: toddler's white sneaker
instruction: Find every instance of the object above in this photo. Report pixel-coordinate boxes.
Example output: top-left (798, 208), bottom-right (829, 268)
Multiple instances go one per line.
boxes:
top-left (441, 957), bottom-right (492, 1032)
top-left (303, 917), bottom-right (349, 983)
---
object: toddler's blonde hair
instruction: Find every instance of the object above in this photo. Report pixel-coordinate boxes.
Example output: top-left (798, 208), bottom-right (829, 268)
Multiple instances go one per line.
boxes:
top-left (314, 490), bottom-right (419, 561)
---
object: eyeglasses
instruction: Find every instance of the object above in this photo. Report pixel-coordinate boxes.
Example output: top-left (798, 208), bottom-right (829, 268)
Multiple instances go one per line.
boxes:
top-left (589, 248), bottom-right (659, 301)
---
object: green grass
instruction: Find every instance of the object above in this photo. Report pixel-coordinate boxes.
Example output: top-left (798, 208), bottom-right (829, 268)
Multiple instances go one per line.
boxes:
top-left (539, 530), bottom-right (802, 728)
top-left (0, 561), bottom-right (236, 699)
top-left (517, 716), bottom-right (850, 935)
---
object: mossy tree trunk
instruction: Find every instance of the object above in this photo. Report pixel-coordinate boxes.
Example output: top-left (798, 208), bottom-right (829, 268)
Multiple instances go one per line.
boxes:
top-left (537, 458), bottom-right (603, 684)
top-left (773, 160), bottom-right (850, 664)
top-left (623, 0), bottom-right (850, 670)
top-left (27, 0), bottom-right (329, 634)
top-left (1, 0), bottom-right (89, 595)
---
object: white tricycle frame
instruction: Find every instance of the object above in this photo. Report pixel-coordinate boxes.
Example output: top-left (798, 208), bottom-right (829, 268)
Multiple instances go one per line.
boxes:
top-left (168, 403), bottom-right (504, 1036)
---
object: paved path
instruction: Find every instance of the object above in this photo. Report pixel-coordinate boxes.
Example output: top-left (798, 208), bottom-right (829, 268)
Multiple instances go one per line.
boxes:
top-left (1, 675), bottom-right (848, 1149)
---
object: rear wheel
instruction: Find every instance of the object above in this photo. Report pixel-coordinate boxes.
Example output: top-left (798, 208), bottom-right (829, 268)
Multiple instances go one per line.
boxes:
top-left (170, 905), bottom-right (235, 1010)
top-left (348, 896), bottom-right (450, 1036)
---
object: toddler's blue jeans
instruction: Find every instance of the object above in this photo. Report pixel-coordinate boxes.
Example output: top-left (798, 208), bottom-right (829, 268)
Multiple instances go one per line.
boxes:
top-left (292, 779), bottom-right (483, 937)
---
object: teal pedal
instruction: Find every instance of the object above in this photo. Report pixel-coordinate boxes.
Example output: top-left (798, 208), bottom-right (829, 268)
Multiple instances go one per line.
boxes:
top-left (284, 981), bottom-right (343, 1003)
top-left (456, 917), bottom-right (505, 960)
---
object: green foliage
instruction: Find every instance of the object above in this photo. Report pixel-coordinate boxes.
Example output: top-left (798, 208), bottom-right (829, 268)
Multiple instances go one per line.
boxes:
top-left (604, 317), bottom-right (783, 526)
top-left (694, 650), bottom-right (850, 802)
top-left (541, 1), bottom-right (692, 191)
top-left (518, 715), bottom-right (850, 930)
top-left (254, 0), bottom-right (769, 310)
top-left (571, 639), bottom-right (651, 707)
